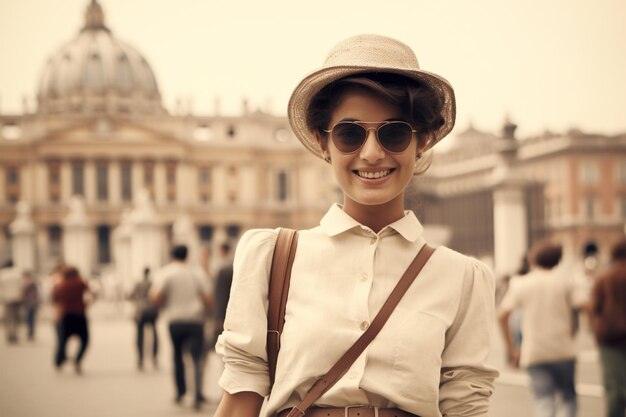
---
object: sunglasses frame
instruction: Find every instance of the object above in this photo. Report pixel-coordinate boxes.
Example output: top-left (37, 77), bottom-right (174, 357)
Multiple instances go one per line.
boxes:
top-left (323, 120), bottom-right (418, 154)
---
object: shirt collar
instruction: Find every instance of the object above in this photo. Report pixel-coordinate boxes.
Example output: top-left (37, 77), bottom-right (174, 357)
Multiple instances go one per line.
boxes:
top-left (319, 203), bottom-right (423, 242)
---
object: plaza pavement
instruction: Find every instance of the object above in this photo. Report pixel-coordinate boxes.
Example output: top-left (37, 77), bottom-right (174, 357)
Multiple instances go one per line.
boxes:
top-left (0, 301), bottom-right (605, 417)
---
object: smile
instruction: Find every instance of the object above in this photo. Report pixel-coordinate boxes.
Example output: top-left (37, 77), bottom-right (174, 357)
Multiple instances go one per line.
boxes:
top-left (355, 169), bottom-right (393, 179)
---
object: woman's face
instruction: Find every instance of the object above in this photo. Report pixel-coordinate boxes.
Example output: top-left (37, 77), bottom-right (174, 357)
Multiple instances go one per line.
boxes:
top-left (318, 88), bottom-right (423, 221)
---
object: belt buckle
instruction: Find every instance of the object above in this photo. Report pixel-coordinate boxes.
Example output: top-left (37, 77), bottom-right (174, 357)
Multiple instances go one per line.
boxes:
top-left (345, 405), bottom-right (379, 417)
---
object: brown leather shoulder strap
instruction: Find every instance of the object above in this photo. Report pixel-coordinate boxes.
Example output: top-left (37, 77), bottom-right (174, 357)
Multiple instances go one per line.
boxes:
top-left (267, 228), bottom-right (299, 390)
top-left (284, 244), bottom-right (436, 417)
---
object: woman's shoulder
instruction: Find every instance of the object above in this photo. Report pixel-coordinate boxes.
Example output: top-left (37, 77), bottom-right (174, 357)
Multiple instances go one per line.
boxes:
top-left (233, 228), bottom-right (281, 262)
top-left (238, 228), bottom-right (280, 249)
top-left (433, 245), bottom-right (494, 281)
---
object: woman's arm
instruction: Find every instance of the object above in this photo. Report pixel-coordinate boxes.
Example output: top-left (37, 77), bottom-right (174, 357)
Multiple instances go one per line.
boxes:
top-left (439, 258), bottom-right (499, 417)
top-left (213, 391), bottom-right (264, 417)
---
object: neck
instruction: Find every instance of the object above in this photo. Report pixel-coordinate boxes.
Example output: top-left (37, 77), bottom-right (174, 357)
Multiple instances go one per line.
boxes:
top-left (343, 197), bottom-right (405, 234)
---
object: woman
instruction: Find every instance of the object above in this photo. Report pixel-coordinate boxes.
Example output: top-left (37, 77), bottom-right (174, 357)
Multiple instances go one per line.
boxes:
top-left (52, 266), bottom-right (94, 374)
top-left (214, 34), bottom-right (498, 417)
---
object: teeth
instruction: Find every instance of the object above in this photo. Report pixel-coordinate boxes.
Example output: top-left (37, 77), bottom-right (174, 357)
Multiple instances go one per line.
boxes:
top-left (357, 170), bottom-right (391, 179)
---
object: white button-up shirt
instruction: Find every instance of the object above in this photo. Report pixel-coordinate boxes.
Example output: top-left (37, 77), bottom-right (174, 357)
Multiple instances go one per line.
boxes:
top-left (217, 204), bottom-right (498, 417)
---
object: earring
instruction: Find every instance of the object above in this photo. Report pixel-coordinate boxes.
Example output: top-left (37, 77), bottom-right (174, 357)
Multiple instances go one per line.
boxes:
top-left (323, 154), bottom-right (331, 163)
top-left (416, 151), bottom-right (423, 160)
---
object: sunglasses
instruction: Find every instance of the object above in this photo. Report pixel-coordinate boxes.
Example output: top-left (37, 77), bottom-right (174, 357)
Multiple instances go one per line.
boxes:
top-left (323, 121), bottom-right (417, 154)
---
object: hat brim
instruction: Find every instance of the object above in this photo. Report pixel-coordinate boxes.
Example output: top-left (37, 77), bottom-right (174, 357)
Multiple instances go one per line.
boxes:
top-left (288, 65), bottom-right (456, 159)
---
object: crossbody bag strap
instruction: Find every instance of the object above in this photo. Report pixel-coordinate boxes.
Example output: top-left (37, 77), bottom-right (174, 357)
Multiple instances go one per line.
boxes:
top-left (267, 228), bottom-right (299, 391)
top-left (283, 244), bottom-right (436, 417)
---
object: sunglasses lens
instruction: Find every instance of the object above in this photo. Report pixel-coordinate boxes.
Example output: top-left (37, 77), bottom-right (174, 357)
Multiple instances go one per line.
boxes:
top-left (331, 123), bottom-right (366, 153)
top-left (378, 122), bottom-right (413, 153)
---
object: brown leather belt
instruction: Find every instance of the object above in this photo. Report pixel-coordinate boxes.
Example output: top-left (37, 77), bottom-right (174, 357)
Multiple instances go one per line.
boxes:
top-left (277, 407), bottom-right (419, 417)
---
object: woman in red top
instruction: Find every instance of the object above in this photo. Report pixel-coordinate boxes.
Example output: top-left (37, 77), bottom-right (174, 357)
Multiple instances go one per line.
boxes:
top-left (52, 266), bottom-right (94, 374)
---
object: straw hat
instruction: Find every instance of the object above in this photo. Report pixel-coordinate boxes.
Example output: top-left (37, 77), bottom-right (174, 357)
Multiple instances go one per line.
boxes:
top-left (288, 34), bottom-right (456, 160)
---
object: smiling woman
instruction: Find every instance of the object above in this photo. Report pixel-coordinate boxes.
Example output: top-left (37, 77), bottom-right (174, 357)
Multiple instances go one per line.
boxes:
top-left (213, 34), bottom-right (498, 417)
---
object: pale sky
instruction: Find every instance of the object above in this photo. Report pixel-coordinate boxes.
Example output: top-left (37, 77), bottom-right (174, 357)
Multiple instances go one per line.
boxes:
top-left (0, 0), bottom-right (624, 140)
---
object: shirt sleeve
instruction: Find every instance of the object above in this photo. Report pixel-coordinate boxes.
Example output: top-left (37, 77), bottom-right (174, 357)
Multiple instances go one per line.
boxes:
top-left (215, 228), bottom-right (278, 396)
top-left (570, 271), bottom-right (591, 308)
top-left (498, 276), bottom-right (521, 313)
top-left (439, 257), bottom-right (499, 417)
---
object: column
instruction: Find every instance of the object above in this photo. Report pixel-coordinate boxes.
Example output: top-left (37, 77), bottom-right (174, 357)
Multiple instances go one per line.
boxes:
top-left (129, 189), bottom-right (162, 280)
top-left (9, 201), bottom-right (36, 271)
top-left (63, 196), bottom-right (93, 277)
top-left (61, 160), bottom-right (72, 201)
top-left (113, 209), bottom-right (133, 287)
top-left (154, 160), bottom-right (166, 205)
top-left (239, 163), bottom-right (257, 205)
top-left (176, 161), bottom-right (192, 206)
top-left (35, 161), bottom-right (47, 205)
top-left (493, 185), bottom-right (528, 276)
top-left (21, 163), bottom-right (33, 203)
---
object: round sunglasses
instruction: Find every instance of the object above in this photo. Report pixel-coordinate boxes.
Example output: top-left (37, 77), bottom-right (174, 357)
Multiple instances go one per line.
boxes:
top-left (323, 121), bottom-right (417, 154)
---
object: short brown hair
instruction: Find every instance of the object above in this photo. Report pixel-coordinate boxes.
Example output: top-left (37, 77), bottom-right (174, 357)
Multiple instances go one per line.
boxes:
top-left (529, 241), bottom-right (563, 269)
top-left (63, 266), bottom-right (80, 280)
top-left (306, 72), bottom-right (445, 150)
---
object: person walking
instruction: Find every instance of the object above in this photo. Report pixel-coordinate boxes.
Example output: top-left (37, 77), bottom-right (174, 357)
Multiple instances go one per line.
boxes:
top-left (150, 245), bottom-right (213, 409)
top-left (211, 242), bottom-right (233, 348)
top-left (0, 260), bottom-right (24, 344)
top-left (213, 34), bottom-right (498, 417)
top-left (22, 270), bottom-right (40, 341)
top-left (499, 241), bottom-right (588, 417)
top-left (130, 267), bottom-right (159, 370)
top-left (52, 266), bottom-right (94, 374)
top-left (589, 238), bottom-right (626, 417)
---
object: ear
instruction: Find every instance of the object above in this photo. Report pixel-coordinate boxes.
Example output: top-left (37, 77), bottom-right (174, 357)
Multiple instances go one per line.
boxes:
top-left (314, 130), bottom-right (330, 160)
top-left (415, 133), bottom-right (431, 158)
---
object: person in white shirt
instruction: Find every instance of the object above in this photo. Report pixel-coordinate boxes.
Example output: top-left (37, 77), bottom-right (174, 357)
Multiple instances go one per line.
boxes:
top-left (214, 34), bottom-right (498, 417)
top-left (150, 245), bottom-right (212, 410)
top-left (0, 260), bottom-right (24, 343)
top-left (499, 241), bottom-right (588, 417)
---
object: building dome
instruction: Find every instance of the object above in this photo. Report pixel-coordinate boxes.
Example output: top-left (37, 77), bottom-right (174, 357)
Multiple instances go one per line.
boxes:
top-left (37, 1), bottom-right (164, 116)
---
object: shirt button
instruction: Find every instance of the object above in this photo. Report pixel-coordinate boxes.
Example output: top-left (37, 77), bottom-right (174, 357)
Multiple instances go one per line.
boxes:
top-left (369, 238), bottom-right (377, 245)
top-left (359, 321), bottom-right (370, 331)
top-left (360, 272), bottom-right (368, 282)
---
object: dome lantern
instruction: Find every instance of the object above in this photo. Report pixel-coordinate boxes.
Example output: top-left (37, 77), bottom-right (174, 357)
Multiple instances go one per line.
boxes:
top-left (82, 0), bottom-right (110, 32)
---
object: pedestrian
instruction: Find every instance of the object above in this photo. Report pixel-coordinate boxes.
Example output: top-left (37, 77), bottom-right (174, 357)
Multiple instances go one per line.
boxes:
top-left (52, 266), bottom-right (95, 374)
top-left (589, 238), bottom-right (626, 417)
top-left (214, 34), bottom-right (498, 417)
top-left (499, 241), bottom-right (587, 417)
top-left (505, 255), bottom-right (531, 353)
top-left (212, 242), bottom-right (233, 347)
top-left (0, 259), bottom-right (24, 344)
top-left (150, 244), bottom-right (213, 409)
top-left (130, 267), bottom-right (159, 370)
top-left (22, 270), bottom-right (40, 341)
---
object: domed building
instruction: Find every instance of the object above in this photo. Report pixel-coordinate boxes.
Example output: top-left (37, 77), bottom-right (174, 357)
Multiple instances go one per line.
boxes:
top-left (0, 1), bottom-right (333, 281)
top-left (37, 1), bottom-right (164, 117)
